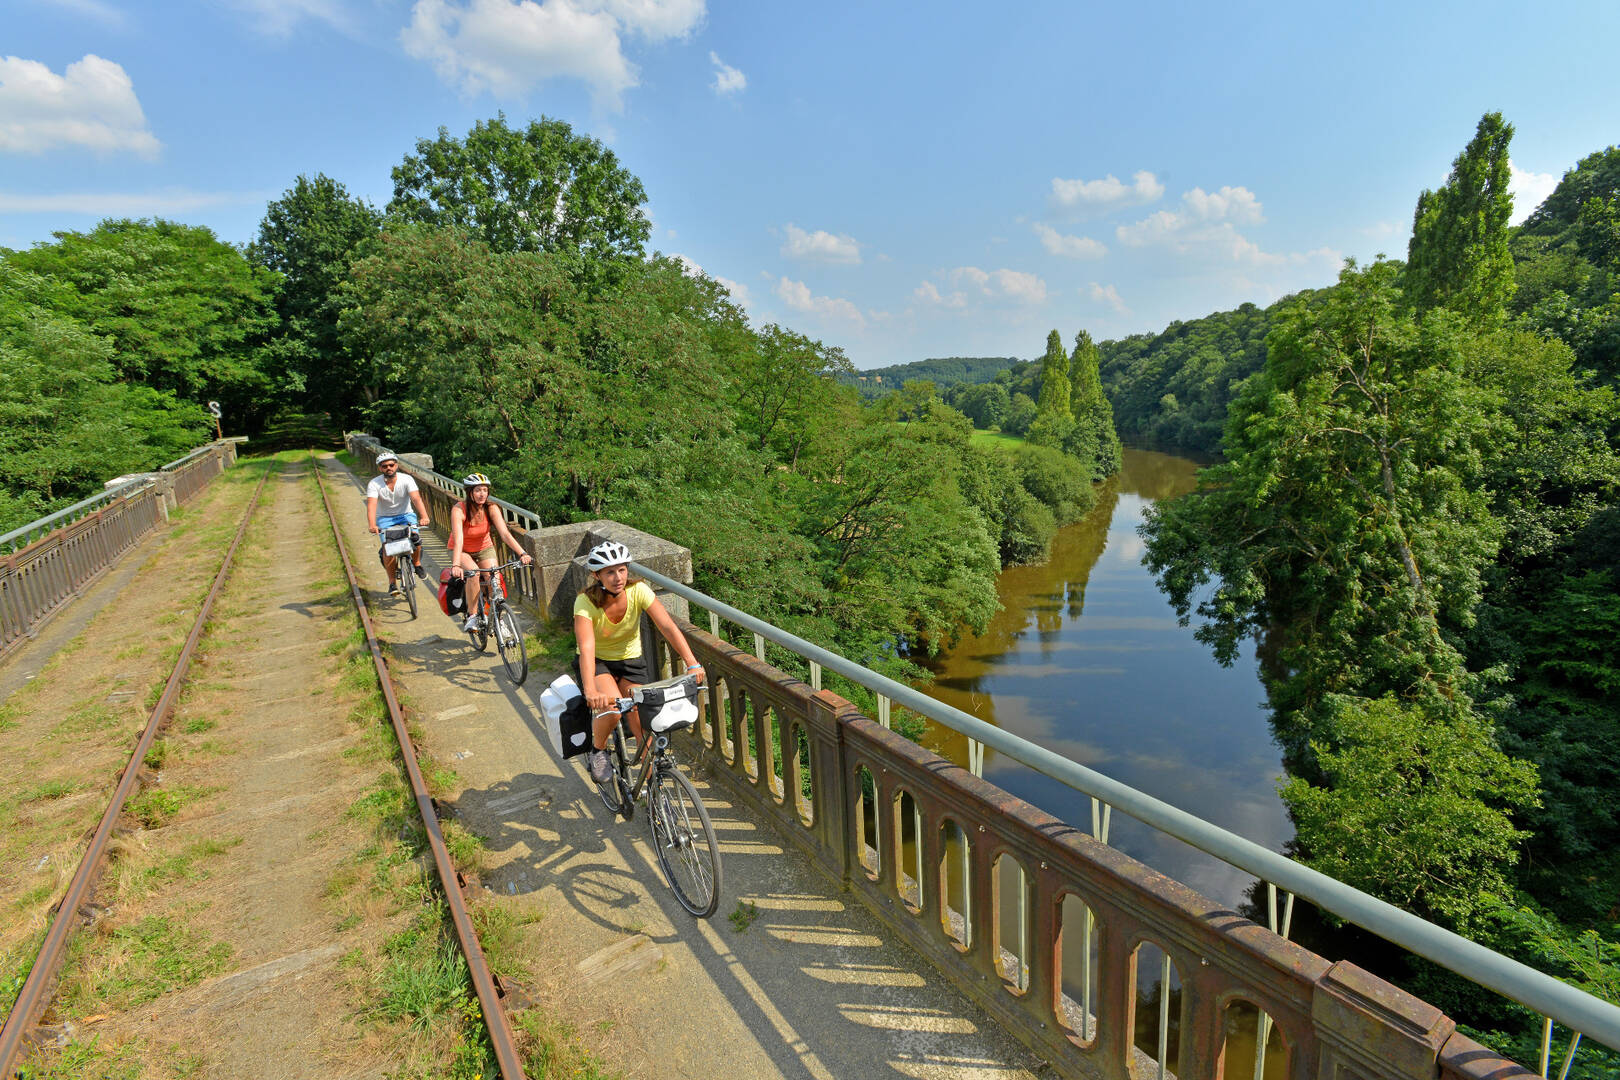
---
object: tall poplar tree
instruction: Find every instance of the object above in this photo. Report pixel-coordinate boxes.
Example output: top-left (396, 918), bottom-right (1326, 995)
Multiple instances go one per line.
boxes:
top-left (1036, 329), bottom-right (1071, 417)
top-left (1069, 329), bottom-right (1122, 477)
top-left (1406, 112), bottom-right (1516, 319)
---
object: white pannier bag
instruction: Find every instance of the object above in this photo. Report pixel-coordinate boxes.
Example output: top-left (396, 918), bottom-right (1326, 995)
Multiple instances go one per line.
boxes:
top-left (539, 674), bottom-right (591, 759)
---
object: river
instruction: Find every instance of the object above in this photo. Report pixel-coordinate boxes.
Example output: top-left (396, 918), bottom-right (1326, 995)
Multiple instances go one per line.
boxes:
top-left (920, 447), bottom-right (1292, 911)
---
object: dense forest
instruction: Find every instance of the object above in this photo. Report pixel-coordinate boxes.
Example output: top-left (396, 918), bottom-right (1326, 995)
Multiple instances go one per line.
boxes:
top-left (836, 355), bottom-right (1016, 398)
top-left (0, 115), bottom-right (1114, 689)
top-left (3, 104), bottom-right (1616, 1069)
top-left (1140, 116), bottom-right (1620, 1071)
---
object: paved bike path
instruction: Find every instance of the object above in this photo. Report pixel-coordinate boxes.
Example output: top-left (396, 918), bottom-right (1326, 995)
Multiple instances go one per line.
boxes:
top-left (319, 456), bottom-right (1040, 1080)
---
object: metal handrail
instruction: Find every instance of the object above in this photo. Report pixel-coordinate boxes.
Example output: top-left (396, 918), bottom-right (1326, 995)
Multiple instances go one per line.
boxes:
top-left (631, 561), bottom-right (1620, 1054)
top-left (159, 435), bottom-right (247, 472)
top-left (0, 478), bottom-right (151, 552)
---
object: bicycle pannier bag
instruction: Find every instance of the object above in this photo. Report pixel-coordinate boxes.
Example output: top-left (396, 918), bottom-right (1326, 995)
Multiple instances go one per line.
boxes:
top-left (539, 674), bottom-right (593, 759)
top-left (634, 676), bottom-right (700, 733)
top-left (382, 524), bottom-right (415, 557)
top-left (437, 569), bottom-right (467, 618)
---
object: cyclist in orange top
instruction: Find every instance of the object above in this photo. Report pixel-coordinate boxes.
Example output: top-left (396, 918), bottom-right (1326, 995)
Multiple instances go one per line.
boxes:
top-left (448, 473), bottom-right (531, 632)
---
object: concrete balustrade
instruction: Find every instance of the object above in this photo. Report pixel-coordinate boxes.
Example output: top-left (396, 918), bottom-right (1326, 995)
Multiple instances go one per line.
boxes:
top-left (0, 439), bottom-right (241, 662)
top-left (644, 626), bottom-right (1541, 1080)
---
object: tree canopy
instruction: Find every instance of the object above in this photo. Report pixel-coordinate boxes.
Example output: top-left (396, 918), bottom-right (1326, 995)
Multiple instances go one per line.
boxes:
top-left (388, 114), bottom-right (650, 266)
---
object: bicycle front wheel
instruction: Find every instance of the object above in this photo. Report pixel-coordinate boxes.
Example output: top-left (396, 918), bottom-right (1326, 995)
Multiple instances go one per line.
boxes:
top-left (493, 603), bottom-right (527, 684)
top-left (648, 768), bottom-right (722, 917)
top-left (403, 566), bottom-right (419, 619)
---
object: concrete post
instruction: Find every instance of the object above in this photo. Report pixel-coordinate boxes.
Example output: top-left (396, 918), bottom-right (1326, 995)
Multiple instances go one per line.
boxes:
top-left (1312, 961), bottom-right (1455, 1080)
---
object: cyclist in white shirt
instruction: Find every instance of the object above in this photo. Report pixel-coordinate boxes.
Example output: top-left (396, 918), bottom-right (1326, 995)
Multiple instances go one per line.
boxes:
top-left (365, 452), bottom-right (431, 594)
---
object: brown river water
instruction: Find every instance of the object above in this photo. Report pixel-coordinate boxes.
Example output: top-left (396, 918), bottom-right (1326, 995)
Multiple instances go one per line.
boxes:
top-left (919, 447), bottom-right (1293, 912)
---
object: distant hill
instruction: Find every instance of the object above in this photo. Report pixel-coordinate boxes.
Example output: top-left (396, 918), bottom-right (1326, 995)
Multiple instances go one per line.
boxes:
top-left (841, 356), bottom-right (1019, 397)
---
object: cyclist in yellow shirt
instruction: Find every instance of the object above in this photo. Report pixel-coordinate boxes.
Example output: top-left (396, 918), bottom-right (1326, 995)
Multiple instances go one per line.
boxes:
top-left (573, 541), bottom-right (704, 784)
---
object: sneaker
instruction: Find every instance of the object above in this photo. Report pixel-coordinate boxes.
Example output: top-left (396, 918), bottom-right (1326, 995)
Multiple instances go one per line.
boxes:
top-left (588, 748), bottom-right (614, 784)
top-left (388, 582), bottom-right (401, 596)
top-left (413, 563), bottom-right (427, 579)
top-left (462, 614), bottom-right (484, 633)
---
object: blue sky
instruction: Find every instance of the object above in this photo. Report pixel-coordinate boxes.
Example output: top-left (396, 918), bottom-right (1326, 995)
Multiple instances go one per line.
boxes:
top-left (4, 0), bottom-right (1617, 369)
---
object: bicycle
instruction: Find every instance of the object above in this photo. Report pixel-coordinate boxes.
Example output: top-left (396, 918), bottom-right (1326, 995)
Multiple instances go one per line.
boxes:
top-left (592, 672), bottom-right (723, 918)
top-left (455, 559), bottom-right (528, 685)
top-left (379, 524), bottom-right (421, 619)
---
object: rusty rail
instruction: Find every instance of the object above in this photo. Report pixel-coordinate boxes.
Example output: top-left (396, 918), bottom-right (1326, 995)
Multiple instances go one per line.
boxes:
top-left (311, 459), bottom-right (527, 1080)
top-left (0, 464), bottom-right (272, 1076)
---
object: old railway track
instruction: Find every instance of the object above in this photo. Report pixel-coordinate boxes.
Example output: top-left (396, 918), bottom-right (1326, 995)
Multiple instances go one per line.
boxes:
top-left (0, 457), bottom-right (526, 1079)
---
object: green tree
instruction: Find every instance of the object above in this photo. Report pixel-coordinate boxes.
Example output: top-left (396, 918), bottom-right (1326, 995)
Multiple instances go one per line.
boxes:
top-left (249, 174), bottom-right (384, 422)
top-left (955, 382), bottom-right (1010, 429)
top-left (1036, 329), bottom-right (1071, 417)
top-left (1070, 328), bottom-right (1122, 477)
top-left (388, 114), bottom-right (650, 265)
top-left (0, 264), bottom-right (209, 529)
top-left (730, 324), bottom-right (853, 470)
top-left (1142, 260), bottom-right (1502, 734)
top-left (6, 219), bottom-right (280, 429)
top-left (1002, 392), bottom-right (1039, 437)
top-left (1280, 694), bottom-right (1537, 930)
top-left (1406, 112), bottom-right (1516, 319)
top-left (1574, 195), bottom-right (1620, 271)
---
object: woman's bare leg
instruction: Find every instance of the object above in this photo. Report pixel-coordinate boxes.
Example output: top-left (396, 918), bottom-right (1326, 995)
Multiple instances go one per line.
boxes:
top-left (589, 672), bottom-right (622, 749)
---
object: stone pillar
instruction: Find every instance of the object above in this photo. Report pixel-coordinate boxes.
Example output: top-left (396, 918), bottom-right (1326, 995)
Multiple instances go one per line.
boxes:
top-left (1312, 961), bottom-right (1455, 1080)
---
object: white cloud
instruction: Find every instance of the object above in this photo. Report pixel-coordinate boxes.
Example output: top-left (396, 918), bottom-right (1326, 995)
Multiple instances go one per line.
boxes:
top-left (0, 54), bottom-right (159, 157)
top-left (1181, 185), bottom-right (1264, 225)
top-left (0, 188), bottom-right (269, 214)
top-left (1085, 282), bottom-right (1128, 314)
top-left (1050, 170), bottom-right (1163, 212)
top-left (402, 0), bottom-right (704, 110)
top-left (1110, 184), bottom-right (1332, 271)
top-left (597, 0), bottom-right (705, 40)
top-left (913, 280), bottom-right (966, 308)
top-left (774, 276), bottom-right (865, 325)
top-left (1033, 222), bottom-right (1106, 259)
top-left (1508, 159), bottom-right (1559, 226)
top-left (781, 223), bottom-right (861, 264)
top-left (709, 50), bottom-right (745, 94)
top-left (948, 265), bottom-right (1047, 304)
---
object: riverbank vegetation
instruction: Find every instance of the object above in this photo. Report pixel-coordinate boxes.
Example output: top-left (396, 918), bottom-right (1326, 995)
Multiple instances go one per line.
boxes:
top-left (1140, 114), bottom-right (1619, 1069)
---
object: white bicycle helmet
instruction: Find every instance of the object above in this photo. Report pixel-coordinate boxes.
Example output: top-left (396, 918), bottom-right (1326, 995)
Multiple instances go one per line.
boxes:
top-left (462, 472), bottom-right (491, 487)
top-left (375, 451), bottom-right (398, 464)
top-left (584, 540), bottom-right (631, 571)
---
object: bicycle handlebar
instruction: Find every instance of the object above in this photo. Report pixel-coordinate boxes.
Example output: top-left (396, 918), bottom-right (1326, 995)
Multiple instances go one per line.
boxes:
top-left (450, 557), bottom-right (529, 578)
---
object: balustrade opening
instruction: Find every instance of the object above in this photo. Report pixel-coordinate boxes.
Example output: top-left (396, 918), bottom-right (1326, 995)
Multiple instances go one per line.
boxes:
top-left (1220, 999), bottom-right (1286, 1080)
top-left (938, 819), bottom-right (971, 951)
top-left (1132, 941), bottom-right (1181, 1080)
top-left (1058, 892), bottom-right (1100, 1046)
top-left (790, 723), bottom-right (813, 826)
top-left (994, 853), bottom-right (1030, 994)
top-left (856, 764), bottom-right (880, 879)
top-left (893, 788), bottom-right (923, 914)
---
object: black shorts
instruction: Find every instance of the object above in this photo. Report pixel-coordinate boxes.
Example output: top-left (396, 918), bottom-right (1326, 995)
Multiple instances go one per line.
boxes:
top-left (574, 653), bottom-right (649, 687)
